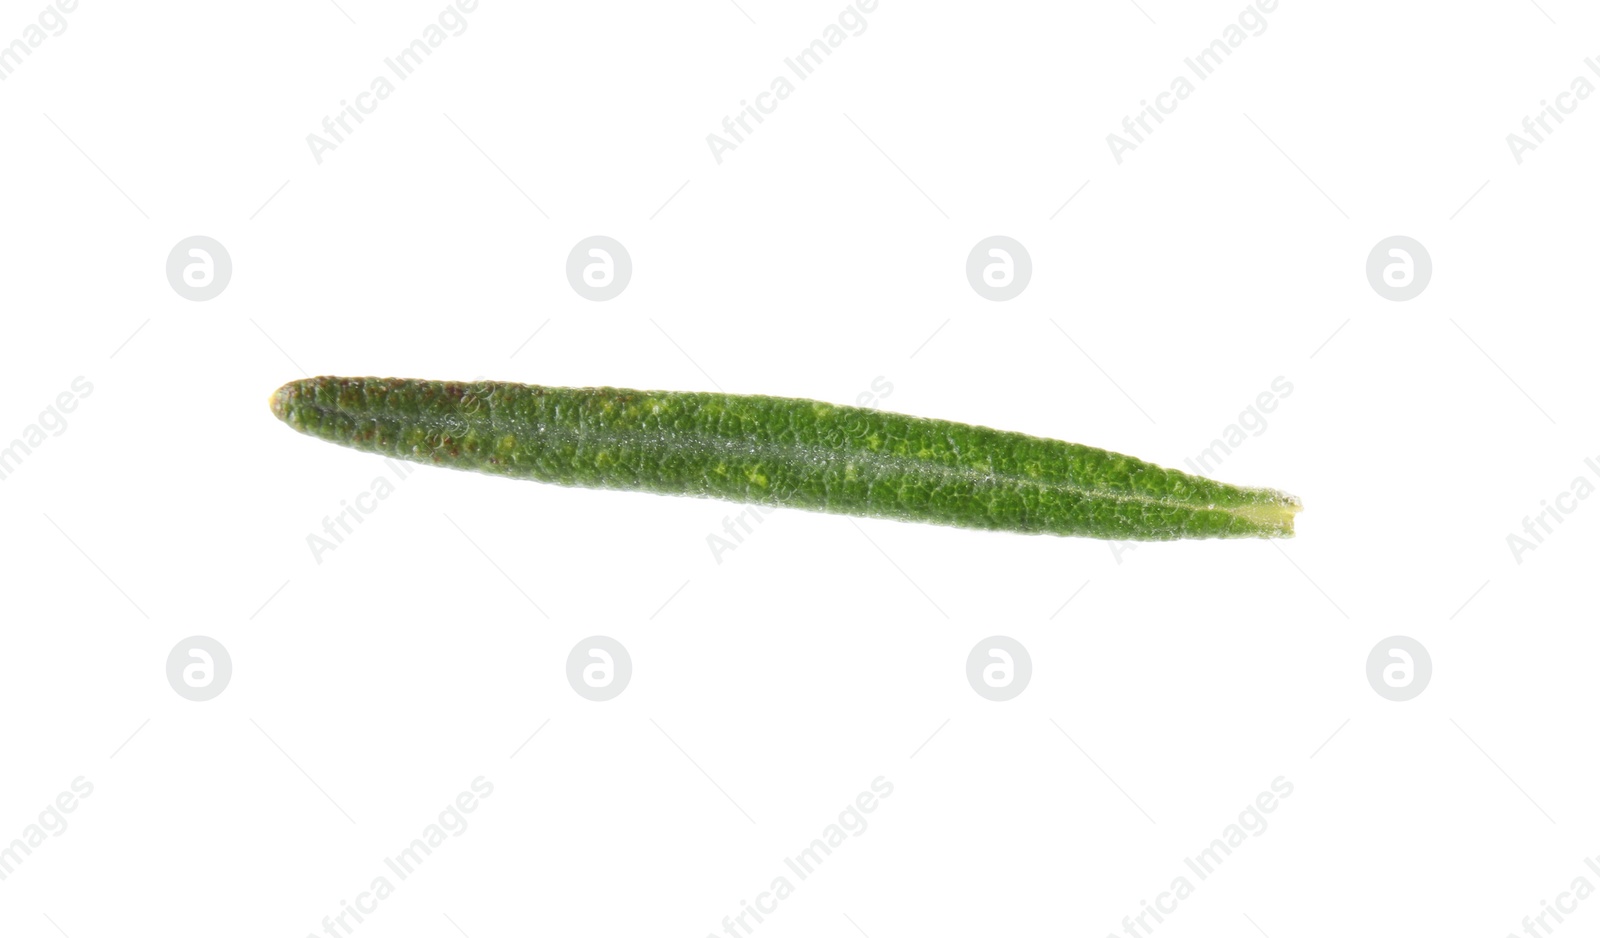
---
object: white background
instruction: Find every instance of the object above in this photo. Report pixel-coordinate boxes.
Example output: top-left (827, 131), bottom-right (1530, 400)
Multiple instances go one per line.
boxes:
top-left (1, 1), bottom-right (1597, 935)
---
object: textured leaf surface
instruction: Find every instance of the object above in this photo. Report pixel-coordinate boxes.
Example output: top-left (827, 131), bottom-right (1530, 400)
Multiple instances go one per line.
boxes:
top-left (271, 377), bottom-right (1300, 541)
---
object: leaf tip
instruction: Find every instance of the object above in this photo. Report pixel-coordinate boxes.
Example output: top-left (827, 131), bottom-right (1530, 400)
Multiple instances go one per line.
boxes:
top-left (269, 380), bottom-right (297, 424)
